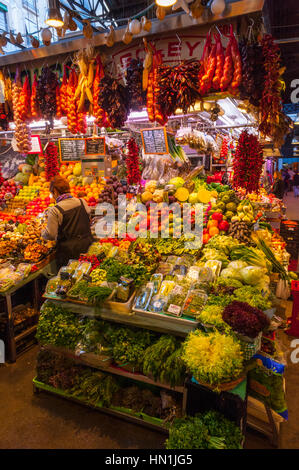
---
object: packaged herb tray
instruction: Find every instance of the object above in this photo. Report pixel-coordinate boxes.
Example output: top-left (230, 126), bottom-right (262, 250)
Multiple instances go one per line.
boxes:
top-left (134, 282), bottom-right (154, 310)
top-left (45, 276), bottom-right (60, 295)
top-left (164, 283), bottom-right (189, 317)
top-left (72, 261), bottom-right (92, 282)
top-left (182, 289), bottom-right (208, 318)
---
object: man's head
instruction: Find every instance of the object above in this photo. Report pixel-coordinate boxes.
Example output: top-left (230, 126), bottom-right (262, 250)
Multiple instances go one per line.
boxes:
top-left (50, 175), bottom-right (71, 200)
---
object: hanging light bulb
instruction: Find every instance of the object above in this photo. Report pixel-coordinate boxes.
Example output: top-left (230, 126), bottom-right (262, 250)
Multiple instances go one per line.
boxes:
top-left (156, 0), bottom-right (177, 7)
top-left (46, 0), bottom-right (64, 28)
top-left (210, 0), bottom-right (226, 15)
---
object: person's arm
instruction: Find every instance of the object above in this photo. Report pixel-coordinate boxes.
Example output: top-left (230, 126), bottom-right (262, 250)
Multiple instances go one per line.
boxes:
top-left (41, 207), bottom-right (61, 241)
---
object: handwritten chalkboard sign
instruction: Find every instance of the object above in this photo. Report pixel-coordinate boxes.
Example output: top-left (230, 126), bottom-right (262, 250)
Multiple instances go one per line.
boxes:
top-left (58, 138), bottom-right (85, 162)
top-left (85, 137), bottom-right (106, 156)
top-left (141, 127), bottom-right (169, 155)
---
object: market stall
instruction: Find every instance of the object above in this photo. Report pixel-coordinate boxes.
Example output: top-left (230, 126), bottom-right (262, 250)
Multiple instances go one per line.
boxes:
top-left (0, 1), bottom-right (294, 449)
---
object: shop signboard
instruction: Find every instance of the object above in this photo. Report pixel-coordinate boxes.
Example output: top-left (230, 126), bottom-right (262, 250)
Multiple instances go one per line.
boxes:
top-left (110, 27), bottom-right (230, 77)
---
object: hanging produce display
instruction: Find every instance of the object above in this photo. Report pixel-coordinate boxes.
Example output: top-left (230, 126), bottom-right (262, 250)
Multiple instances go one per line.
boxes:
top-left (30, 73), bottom-right (39, 119)
top-left (239, 38), bottom-right (264, 106)
top-left (12, 70), bottom-right (32, 153)
top-left (258, 34), bottom-right (286, 146)
top-left (126, 58), bottom-right (145, 112)
top-left (60, 65), bottom-right (68, 117)
top-left (232, 130), bottom-right (263, 194)
top-left (93, 58), bottom-right (110, 127)
top-left (66, 68), bottom-right (78, 135)
top-left (36, 66), bottom-right (58, 128)
top-left (146, 47), bottom-right (167, 125)
top-left (18, 76), bottom-right (31, 122)
top-left (157, 60), bottom-right (201, 118)
top-left (98, 76), bottom-right (128, 129)
top-left (126, 138), bottom-right (141, 186)
top-left (44, 142), bottom-right (60, 181)
top-left (74, 47), bottom-right (95, 114)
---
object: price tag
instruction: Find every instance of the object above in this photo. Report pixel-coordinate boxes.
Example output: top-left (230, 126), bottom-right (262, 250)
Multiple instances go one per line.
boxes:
top-left (167, 304), bottom-right (182, 316)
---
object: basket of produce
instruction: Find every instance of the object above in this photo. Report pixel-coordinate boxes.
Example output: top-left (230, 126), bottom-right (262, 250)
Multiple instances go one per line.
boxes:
top-left (182, 330), bottom-right (245, 391)
top-left (238, 333), bottom-right (262, 361)
top-left (192, 375), bottom-right (246, 392)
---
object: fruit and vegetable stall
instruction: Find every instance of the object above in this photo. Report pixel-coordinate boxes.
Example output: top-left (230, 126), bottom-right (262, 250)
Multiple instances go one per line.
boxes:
top-left (0, 7), bottom-right (294, 449)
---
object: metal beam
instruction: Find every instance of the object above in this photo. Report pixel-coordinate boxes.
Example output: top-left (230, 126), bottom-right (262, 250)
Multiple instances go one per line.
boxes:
top-left (0, 0), bottom-right (265, 67)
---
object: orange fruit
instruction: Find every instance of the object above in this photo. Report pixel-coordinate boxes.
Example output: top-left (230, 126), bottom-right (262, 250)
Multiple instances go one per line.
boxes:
top-left (209, 226), bottom-right (219, 237)
top-left (207, 220), bottom-right (218, 229)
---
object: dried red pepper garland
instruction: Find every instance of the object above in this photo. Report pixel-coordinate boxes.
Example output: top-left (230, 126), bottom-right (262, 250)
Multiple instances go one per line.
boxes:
top-left (232, 131), bottom-right (263, 194)
top-left (258, 34), bottom-right (284, 141)
top-left (44, 142), bottom-right (60, 181)
top-left (126, 138), bottom-right (141, 186)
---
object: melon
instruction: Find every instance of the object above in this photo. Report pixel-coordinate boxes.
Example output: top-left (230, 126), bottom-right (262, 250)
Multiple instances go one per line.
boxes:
top-left (197, 189), bottom-right (212, 204)
top-left (141, 191), bottom-right (153, 203)
top-left (175, 187), bottom-right (189, 202)
top-left (15, 172), bottom-right (29, 185)
top-left (73, 163), bottom-right (82, 177)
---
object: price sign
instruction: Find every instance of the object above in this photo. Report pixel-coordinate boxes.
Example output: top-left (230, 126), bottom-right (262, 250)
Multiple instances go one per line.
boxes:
top-left (58, 138), bottom-right (85, 162)
top-left (141, 127), bottom-right (169, 155)
top-left (28, 135), bottom-right (42, 154)
top-left (81, 157), bottom-right (105, 178)
top-left (85, 137), bottom-right (106, 156)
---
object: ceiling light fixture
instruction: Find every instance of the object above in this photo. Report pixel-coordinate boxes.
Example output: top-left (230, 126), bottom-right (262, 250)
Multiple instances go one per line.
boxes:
top-left (46, 0), bottom-right (64, 28)
top-left (156, 0), bottom-right (177, 7)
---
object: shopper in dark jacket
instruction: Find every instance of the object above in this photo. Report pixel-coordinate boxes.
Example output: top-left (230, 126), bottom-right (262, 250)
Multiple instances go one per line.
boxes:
top-left (293, 171), bottom-right (299, 197)
top-left (272, 173), bottom-right (285, 200)
top-left (42, 175), bottom-right (93, 268)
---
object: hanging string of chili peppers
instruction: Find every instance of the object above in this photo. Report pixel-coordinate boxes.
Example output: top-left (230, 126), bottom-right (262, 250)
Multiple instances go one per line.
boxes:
top-left (232, 131), bottom-right (263, 194)
top-left (126, 138), bottom-right (141, 186)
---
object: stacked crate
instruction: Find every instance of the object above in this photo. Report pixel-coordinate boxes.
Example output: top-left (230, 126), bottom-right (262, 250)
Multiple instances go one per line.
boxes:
top-left (280, 220), bottom-right (299, 262)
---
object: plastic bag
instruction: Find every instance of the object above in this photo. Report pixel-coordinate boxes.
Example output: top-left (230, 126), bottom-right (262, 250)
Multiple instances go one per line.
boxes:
top-left (276, 280), bottom-right (290, 300)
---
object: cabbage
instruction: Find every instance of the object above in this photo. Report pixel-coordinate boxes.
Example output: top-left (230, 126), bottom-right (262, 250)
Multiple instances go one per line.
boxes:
top-left (240, 266), bottom-right (266, 286)
top-left (227, 260), bottom-right (248, 270)
top-left (220, 267), bottom-right (243, 281)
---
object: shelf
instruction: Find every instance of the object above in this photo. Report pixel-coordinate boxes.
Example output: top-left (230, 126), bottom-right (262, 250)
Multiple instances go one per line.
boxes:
top-left (15, 325), bottom-right (37, 343)
top-left (33, 378), bottom-right (169, 434)
top-left (42, 297), bottom-right (197, 337)
top-left (41, 344), bottom-right (185, 394)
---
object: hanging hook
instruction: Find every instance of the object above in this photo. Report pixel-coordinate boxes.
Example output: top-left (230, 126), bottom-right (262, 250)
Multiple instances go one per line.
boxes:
top-left (176, 34), bottom-right (182, 63)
